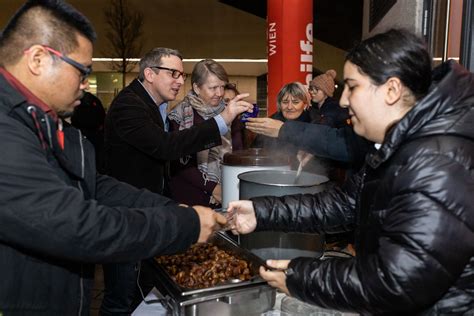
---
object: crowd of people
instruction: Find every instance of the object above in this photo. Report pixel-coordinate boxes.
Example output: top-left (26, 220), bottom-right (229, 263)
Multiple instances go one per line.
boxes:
top-left (0, 1), bottom-right (472, 315)
top-left (102, 49), bottom-right (251, 313)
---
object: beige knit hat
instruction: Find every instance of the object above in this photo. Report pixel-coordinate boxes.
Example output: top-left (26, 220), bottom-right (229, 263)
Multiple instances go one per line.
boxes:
top-left (310, 69), bottom-right (337, 97)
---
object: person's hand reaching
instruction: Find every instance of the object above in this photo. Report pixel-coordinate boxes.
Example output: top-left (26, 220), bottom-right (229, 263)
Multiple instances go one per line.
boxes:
top-left (297, 150), bottom-right (314, 167)
top-left (221, 93), bottom-right (253, 125)
top-left (227, 200), bottom-right (257, 234)
top-left (259, 259), bottom-right (291, 295)
top-left (245, 117), bottom-right (284, 138)
top-left (192, 205), bottom-right (226, 243)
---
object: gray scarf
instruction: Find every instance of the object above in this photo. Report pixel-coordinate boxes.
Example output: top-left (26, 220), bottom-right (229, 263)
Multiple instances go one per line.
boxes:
top-left (168, 92), bottom-right (233, 202)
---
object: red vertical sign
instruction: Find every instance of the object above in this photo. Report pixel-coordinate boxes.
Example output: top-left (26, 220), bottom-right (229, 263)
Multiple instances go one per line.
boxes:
top-left (267, 0), bottom-right (313, 116)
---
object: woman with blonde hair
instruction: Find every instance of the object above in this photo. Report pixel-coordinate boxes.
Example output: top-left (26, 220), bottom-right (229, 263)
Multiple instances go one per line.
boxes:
top-left (168, 59), bottom-right (243, 207)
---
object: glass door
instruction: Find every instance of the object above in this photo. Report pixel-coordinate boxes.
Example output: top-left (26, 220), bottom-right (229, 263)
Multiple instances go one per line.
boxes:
top-left (422, 0), bottom-right (471, 68)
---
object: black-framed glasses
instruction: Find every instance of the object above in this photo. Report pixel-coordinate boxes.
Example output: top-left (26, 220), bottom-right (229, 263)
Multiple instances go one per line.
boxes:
top-left (42, 46), bottom-right (92, 83)
top-left (150, 66), bottom-right (187, 80)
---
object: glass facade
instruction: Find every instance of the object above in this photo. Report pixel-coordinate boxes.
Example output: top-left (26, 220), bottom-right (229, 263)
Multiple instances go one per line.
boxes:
top-left (93, 73), bottom-right (124, 111)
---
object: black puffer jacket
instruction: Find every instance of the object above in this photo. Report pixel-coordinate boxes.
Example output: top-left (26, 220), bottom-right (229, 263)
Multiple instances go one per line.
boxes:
top-left (252, 61), bottom-right (474, 315)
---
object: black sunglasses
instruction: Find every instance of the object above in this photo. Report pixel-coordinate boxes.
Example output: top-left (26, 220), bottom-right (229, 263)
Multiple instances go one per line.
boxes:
top-left (150, 66), bottom-right (187, 80)
top-left (43, 46), bottom-right (92, 83)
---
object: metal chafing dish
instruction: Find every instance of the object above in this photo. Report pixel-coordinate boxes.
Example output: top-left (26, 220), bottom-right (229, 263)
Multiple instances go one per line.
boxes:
top-left (148, 232), bottom-right (276, 316)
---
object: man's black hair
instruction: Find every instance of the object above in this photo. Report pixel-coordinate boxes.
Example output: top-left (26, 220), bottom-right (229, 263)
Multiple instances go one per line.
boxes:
top-left (0, 0), bottom-right (96, 66)
top-left (1, 0), bottom-right (96, 42)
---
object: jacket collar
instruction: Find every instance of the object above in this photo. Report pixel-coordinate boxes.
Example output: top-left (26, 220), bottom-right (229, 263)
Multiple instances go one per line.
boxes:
top-left (0, 71), bottom-right (85, 179)
top-left (128, 78), bottom-right (165, 127)
top-left (130, 78), bottom-right (159, 107)
top-left (272, 109), bottom-right (312, 123)
top-left (0, 68), bottom-right (58, 122)
top-left (367, 60), bottom-right (474, 168)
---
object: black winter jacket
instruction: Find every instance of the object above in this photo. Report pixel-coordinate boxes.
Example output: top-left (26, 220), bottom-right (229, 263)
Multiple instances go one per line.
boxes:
top-left (0, 74), bottom-right (201, 315)
top-left (279, 121), bottom-right (372, 171)
top-left (252, 61), bottom-right (474, 314)
top-left (251, 110), bottom-right (312, 150)
top-left (104, 79), bottom-right (221, 195)
top-left (309, 96), bottom-right (349, 128)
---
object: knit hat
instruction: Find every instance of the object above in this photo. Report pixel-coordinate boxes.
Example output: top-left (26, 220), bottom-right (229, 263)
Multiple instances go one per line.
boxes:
top-left (310, 69), bottom-right (337, 97)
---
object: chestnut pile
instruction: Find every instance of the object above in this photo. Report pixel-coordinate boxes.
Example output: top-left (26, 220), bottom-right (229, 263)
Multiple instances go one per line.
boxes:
top-left (156, 243), bottom-right (252, 289)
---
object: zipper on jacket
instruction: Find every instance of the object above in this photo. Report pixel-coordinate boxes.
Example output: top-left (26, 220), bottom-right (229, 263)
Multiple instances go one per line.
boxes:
top-left (355, 167), bottom-right (367, 250)
top-left (78, 130), bottom-right (85, 178)
top-left (78, 266), bottom-right (84, 316)
top-left (77, 132), bottom-right (85, 316)
top-left (26, 106), bottom-right (48, 149)
top-left (43, 114), bottom-right (53, 148)
top-left (357, 168), bottom-right (367, 224)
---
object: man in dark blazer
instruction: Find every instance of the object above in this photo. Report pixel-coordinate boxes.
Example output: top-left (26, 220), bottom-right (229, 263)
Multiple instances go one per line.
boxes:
top-left (105, 47), bottom-right (250, 196)
top-left (103, 47), bottom-right (252, 314)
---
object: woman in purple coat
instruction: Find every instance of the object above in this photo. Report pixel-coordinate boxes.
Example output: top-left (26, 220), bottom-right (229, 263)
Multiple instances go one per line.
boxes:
top-left (168, 59), bottom-right (244, 207)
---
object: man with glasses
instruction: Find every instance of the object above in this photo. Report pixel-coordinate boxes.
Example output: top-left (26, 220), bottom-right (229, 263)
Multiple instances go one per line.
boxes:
top-left (41, 45), bottom-right (92, 83)
top-left (105, 47), bottom-right (252, 197)
top-left (0, 1), bottom-right (228, 315)
top-left (103, 48), bottom-right (253, 313)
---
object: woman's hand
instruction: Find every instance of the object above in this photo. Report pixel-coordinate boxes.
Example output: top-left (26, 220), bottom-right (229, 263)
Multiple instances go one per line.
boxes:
top-left (212, 184), bottom-right (222, 203)
top-left (297, 150), bottom-right (314, 167)
top-left (259, 259), bottom-right (291, 295)
top-left (227, 200), bottom-right (257, 234)
top-left (245, 117), bottom-right (284, 138)
top-left (221, 93), bottom-right (253, 125)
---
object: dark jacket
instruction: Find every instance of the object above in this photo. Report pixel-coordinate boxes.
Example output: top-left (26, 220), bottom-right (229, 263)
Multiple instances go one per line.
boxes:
top-left (104, 79), bottom-right (222, 195)
top-left (251, 61), bottom-right (474, 315)
top-left (0, 74), bottom-right (201, 315)
top-left (279, 121), bottom-right (372, 172)
top-left (169, 107), bottom-right (243, 206)
top-left (309, 96), bottom-right (349, 128)
top-left (71, 91), bottom-right (106, 173)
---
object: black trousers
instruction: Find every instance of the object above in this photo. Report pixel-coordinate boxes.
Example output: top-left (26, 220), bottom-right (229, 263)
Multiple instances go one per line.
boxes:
top-left (100, 262), bottom-right (156, 315)
top-left (100, 262), bottom-right (138, 315)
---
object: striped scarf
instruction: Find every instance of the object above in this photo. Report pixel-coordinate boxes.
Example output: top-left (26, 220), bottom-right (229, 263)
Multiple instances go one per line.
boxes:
top-left (168, 91), bottom-right (233, 191)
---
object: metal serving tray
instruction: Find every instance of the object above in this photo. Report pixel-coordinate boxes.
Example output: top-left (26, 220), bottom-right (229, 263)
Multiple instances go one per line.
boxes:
top-left (148, 232), bottom-right (276, 316)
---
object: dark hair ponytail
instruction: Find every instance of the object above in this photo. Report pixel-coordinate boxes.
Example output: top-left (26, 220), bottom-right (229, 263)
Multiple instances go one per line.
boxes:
top-left (346, 29), bottom-right (432, 100)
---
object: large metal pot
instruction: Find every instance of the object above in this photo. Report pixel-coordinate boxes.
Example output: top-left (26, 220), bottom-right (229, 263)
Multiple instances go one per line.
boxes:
top-left (221, 148), bottom-right (289, 208)
top-left (238, 170), bottom-right (329, 260)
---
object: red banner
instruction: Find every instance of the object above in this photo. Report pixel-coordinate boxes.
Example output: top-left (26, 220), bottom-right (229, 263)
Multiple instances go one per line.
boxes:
top-left (267, 0), bottom-right (313, 116)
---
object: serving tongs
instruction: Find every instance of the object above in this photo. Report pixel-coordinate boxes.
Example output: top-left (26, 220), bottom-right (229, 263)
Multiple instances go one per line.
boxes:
top-left (293, 160), bottom-right (304, 184)
top-left (212, 210), bottom-right (289, 275)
